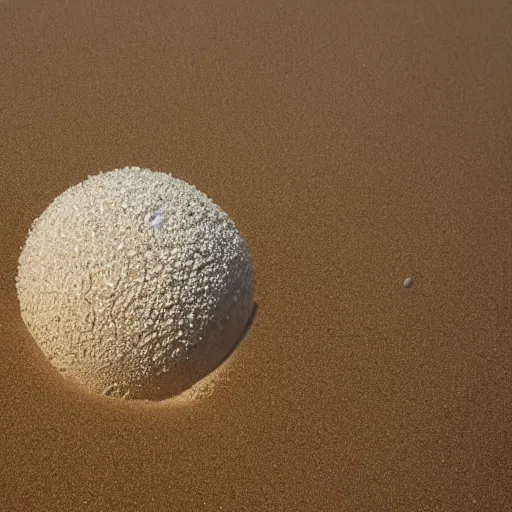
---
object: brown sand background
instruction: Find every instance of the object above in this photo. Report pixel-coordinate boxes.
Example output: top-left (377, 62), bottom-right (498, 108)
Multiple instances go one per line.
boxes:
top-left (1, 1), bottom-right (511, 510)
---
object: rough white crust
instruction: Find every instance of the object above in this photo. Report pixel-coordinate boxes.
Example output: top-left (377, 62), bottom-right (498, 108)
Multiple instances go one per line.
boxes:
top-left (16, 167), bottom-right (254, 400)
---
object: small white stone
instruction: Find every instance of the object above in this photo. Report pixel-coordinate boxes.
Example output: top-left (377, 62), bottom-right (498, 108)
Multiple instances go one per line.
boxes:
top-left (403, 277), bottom-right (415, 289)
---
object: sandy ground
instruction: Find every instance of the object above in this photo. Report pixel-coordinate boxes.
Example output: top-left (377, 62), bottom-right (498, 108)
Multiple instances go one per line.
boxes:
top-left (1, 1), bottom-right (511, 511)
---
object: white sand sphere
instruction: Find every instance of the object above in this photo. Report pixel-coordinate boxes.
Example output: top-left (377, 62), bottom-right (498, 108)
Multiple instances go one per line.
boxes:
top-left (16, 167), bottom-right (254, 400)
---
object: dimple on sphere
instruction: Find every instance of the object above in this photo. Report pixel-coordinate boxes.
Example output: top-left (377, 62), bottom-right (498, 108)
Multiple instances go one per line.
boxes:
top-left (16, 167), bottom-right (255, 400)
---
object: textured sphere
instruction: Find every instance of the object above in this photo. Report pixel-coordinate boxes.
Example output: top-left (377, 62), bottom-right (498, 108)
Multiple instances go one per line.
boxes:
top-left (16, 167), bottom-right (254, 400)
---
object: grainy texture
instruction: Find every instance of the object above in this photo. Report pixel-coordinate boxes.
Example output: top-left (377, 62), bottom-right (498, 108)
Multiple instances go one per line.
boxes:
top-left (0, 0), bottom-right (511, 511)
top-left (16, 167), bottom-right (254, 399)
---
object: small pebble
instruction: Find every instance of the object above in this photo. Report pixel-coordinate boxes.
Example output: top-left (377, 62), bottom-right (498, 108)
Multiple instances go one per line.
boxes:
top-left (403, 277), bottom-right (415, 289)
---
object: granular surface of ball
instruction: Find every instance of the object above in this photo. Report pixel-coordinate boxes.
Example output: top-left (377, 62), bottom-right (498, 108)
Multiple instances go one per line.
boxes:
top-left (16, 167), bottom-right (255, 400)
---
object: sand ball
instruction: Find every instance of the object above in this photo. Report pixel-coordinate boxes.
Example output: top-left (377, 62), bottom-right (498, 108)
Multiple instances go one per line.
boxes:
top-left (16, 167), bottom-right (254, 400)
